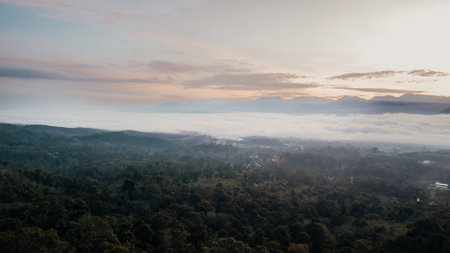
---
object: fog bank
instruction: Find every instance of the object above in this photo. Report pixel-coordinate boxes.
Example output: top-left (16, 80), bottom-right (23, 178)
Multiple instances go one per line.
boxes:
top-left (1, 109), bottom-right (449, 147)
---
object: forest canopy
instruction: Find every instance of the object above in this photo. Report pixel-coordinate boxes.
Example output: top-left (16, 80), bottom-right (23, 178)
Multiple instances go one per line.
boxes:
top-left (0, 123), bottom-right (448, 252)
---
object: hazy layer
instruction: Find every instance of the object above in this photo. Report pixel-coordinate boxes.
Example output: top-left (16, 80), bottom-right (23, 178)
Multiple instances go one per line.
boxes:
top-left (1, 109), bottom-right (449, 146)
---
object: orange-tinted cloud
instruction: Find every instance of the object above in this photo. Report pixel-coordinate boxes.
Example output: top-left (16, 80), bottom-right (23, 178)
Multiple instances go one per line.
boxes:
top-left (183, 73), bottom-right (316, 90)
top-left (148, 60), bottom-right (251, 74)
top-left (407, 69), bottom-right (448, 77)
top-left (149, 60), bottom-right (200, 73)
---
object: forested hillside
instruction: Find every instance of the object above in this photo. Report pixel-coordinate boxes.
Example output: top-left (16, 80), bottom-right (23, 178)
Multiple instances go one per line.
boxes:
top-left (0, 124), bottom-right (448, 252)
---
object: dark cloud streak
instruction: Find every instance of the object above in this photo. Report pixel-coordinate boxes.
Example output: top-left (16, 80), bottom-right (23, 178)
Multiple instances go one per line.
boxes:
top-left (0, 67), bottom-right (66, 80)
top-left (329, 70), bottom-right (399, 80)
top-left (329, 69), bottom-right (448, 80)
top-left (0, 67), bottom-right (168, 84)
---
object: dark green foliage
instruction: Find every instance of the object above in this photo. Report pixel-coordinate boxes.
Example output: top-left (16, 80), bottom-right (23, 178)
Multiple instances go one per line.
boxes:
top-left (0, 123), bottom-right (449, 252)
top-left (122, 179), bottom-right (135, 200)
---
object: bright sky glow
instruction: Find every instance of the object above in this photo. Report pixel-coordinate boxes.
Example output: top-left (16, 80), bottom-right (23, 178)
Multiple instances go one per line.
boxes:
top-left (0, 0), bottom-right (449, 109)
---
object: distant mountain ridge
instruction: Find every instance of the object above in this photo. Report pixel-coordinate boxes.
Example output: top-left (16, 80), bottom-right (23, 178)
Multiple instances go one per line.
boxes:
top-left (131, 94), bottom-right (450, 115)
top-left (0, 123), bottom-right (220, 152)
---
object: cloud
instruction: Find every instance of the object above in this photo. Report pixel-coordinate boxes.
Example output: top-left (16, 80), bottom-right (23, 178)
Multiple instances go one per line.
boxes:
top-left (260, 91), bottom-right (311, 98)
top-left (183, 73), bottom-right (316, 90)
top-left (407, 69), bottom-right (448, 77)
top-left (1, 110), bottom-right (449, 147)
top-left (0, 55), bottom-right (90, 70)
top-left (0, 67), bottom-right (64, 80)
top-left (7, 0), bottom-right (82, 9)
top-left (329, 69), bottom-right (449, 80)
top-left (4, 0), bottom-right (205, 36)
top-left (333, 126), bottom-right (391, 135)
top-left (333, 86), bottom-right (425, 94)
top-left (149, 61), bottom-right (200, 73)
top-left (0, 67), bottom-right (168, 83)
top-left (148, 60), bottom-right (251, 74)
top-left (329, 70), bottom-right (399, 80)
top-left (0, 55), bottom-right (104, 79)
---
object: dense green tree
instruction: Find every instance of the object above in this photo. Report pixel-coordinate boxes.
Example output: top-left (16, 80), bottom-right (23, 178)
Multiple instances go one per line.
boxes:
top-left (306, 222), bottom-right (334, 253)
top-left (65, 214), bottom-right (119, 252)
top-left (122, 179), bottom-right (136, 200)
top-left (209, 237), bottom-right (253, 253)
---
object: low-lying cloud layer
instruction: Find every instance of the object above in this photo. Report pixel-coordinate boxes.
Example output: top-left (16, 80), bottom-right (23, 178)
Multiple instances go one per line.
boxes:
top-left (333, 86), bottom-right (425, 94)
top-left (1, 110), bottom-right (449, 147)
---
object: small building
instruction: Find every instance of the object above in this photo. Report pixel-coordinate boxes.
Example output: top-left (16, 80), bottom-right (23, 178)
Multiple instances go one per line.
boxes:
top-left (434, 181), bottom-right (448, 190)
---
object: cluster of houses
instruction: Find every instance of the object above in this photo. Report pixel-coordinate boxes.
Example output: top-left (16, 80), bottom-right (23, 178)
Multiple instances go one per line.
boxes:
top-left (432, 181), bottom-right (448, 190)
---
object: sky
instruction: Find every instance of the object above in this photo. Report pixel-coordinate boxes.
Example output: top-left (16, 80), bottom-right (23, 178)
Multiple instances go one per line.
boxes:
top-left (0, 0), bottom-right (450, 110)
